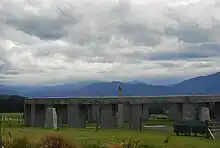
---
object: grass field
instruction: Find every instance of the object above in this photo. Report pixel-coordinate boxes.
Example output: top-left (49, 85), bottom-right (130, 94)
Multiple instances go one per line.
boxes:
top-left (0, 113), bottom-right (219, 148)
top-left (2, 127), bottom-right (220, 148)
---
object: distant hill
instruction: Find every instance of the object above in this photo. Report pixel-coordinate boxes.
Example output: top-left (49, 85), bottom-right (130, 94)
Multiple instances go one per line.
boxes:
top-left (0, 85), bottom-right (18, 95)
top-left (0, 81), bottom-right (102, 97)
top-left (170, 72), bottom-right (220, 95)
top-left (0, 95), bottom-right (25, 113)
top-left (71, 81), bottom-right (171, 96)
top-left (1, 72), bottom-right (220, 97)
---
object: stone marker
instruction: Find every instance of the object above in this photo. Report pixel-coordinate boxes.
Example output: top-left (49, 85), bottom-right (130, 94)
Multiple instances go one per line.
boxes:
top-left (199, 107), bottom-right (210, 121)
top-left (44, 107), bottom-right (58, 129)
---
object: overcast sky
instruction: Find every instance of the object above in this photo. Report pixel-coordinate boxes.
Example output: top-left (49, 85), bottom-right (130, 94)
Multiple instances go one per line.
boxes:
top-left (0, 0), bottom-right (220, 84)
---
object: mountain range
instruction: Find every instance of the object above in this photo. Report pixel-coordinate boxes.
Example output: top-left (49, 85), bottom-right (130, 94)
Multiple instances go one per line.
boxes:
top-left (1, 72), bottom-right (220, 97)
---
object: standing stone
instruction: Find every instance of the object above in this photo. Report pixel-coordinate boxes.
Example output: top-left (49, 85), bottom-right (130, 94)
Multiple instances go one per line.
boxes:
top-left (182, 104), bottom-right (196, 121)
top-left (24, 104), bottom-right (31, 126)
top-left (214, 102), bottom-right (220, 120)
top-left (87, 104), bottom-right (93, 123)
top-left (117, 104), bottom-right (124, 127)
top-left (30, 103), bottom-right (35, 127)
top-left (130, 104), bottom-right (142, 129)
top-left (44, 107), bottom-right (57, 129)
top-left (92, 105), bottom-right (101, 122)
top-left (100, 104), bottom-right (117, 128)
top-left (56, 105), bottom-right (68, 127)
top-left (123, 104), bottom-right (130, 122)
top-left (208, 102), bottom-right (215, 120)
top-left (68, 104), bottom-right (86, 128)
top-left (142, 104), bottom-right (150, 121)
top-left (35, 105), bottom-right (46, 127)
top-left (168, 103), bottom-right (182, 121)
top-left (199, 107), bottom-right (210, 121)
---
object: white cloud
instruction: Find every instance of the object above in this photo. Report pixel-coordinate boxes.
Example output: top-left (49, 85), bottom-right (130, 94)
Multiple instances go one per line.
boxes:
top-left (0, 0), bottom-right (220, 84)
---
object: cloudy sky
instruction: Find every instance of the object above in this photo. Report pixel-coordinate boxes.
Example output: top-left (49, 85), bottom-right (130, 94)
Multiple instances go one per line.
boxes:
top-left (0, 0), bottom-right (220, 84)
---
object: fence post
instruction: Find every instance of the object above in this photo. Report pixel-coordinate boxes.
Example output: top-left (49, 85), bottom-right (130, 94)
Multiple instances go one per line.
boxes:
top-left (9, 119), bottom-right (12, 128)
top-left (205, 120), bottom-right (209, 138)
top-left (17, 116), bottom-right (20, 125)
top-left (22, 114), bottom-right (24, 128)
top-left (95, 114), bottom-right (99, 132)
top-left (139, 116), bottom-right (143, 132)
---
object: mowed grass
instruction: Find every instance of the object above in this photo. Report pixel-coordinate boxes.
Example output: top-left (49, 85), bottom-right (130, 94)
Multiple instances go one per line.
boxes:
top-left (1, 113), bottom-right (219, 147)
top-left (0, 113), bottom-right (23, 116)
top-left (4, 127), bottom-right (220, 148)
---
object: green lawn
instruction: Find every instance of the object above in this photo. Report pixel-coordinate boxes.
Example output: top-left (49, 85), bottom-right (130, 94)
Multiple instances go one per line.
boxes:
top-left (0, 113), bottom-right (219, 147)
top-left (145, 119), bottom-right (172, 126)
top-left (0, 113), bottom-right (23, 117)
top-left (3, 127), bottom-right (220, 148)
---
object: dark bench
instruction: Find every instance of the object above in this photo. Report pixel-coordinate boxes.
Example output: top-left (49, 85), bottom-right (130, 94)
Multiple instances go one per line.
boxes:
top-left (191, 121), bottom-right (206, 136)
top-left (174, 120), bottom-right (206, 136)
top-left (174, 121), bottom-right (191, 136)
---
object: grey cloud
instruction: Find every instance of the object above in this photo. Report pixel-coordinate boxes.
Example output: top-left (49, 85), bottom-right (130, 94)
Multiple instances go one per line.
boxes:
top-left (146, 50), bottom-right (212, 61)
top-left (0, 75), bottom-right (8, 80)
top-left (5, 15), bottom-right (72, 40)
top-left (157, 62), bottom-right (179, 68)
top-left (2, 1), bottom-right (162, 46)
top-left (1, 0), bottom-right (220, 83)
top-left (2, 3), bottom-right (81, 40)
top-left (166, 25), bottom-right (212, 43)
top-left (192, 63), bottom-right (213, 69)
top-left (158, 60), bottom-right (213, 70)
top-left (0, 51), bottom-right (14, 75)
top-left (143, 43), bottom-right (220, 61)
top-left (118, 23), bottom-right (162, 46)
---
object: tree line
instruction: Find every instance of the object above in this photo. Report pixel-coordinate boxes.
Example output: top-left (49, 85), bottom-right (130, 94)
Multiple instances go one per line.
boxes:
top-left (0, 95), bottom-right (25, 113)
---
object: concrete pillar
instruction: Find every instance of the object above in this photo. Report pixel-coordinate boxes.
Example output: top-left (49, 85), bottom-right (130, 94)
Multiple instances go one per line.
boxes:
top-left (117, 88), bottom-right (124, 127)
top-left (168, 103), bottom-right (182, 121)
top-left (35, 104), bottom-right (46, 127)
top-left (30, 103), bottom-right (35, 127)
top-left (214, 102), bottom-right (220, 120)
top-left (24, 104), bottom-right (31, 126)
top-left (62, 107), bottom-right (68, 125)
top-left (209, 102), bottom-right (215, 120)
top-left (56, 106), bottom-right (62, 127)
top-left (92, 105), bottom-right (101, 122)
top-left (55, 105), bottom-right (68, 127)
top-left (68, 104), bottom-right (86, 128)
top-left (100, 104), bottom-right (117, 128)
top-left (123, 104), bottom-right (130, 122)
top-left (87, 104), bottom-right (94, 123)
top-left (182, 103), bottom-right (196, 121)
top-left (130, 104), bottom-right (142, 129)
top-left (142, 104), bottom-right (150, 121)
top-left (117, 104), bottom-right (124, 127)
top-left (29, 104), bottom-right (46, 127)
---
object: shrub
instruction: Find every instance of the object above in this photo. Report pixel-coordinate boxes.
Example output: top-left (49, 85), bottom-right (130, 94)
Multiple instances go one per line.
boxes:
top-left (79, 140), bottom-right (106, 148)
top-left (36, 133), bottom-right (76, 148)
top-left (3, 137), bottom-right (32, 148)
top-left (0, 132), bottom-right (173, 148)
top-left (108, 144), bottom-right (123, 148)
